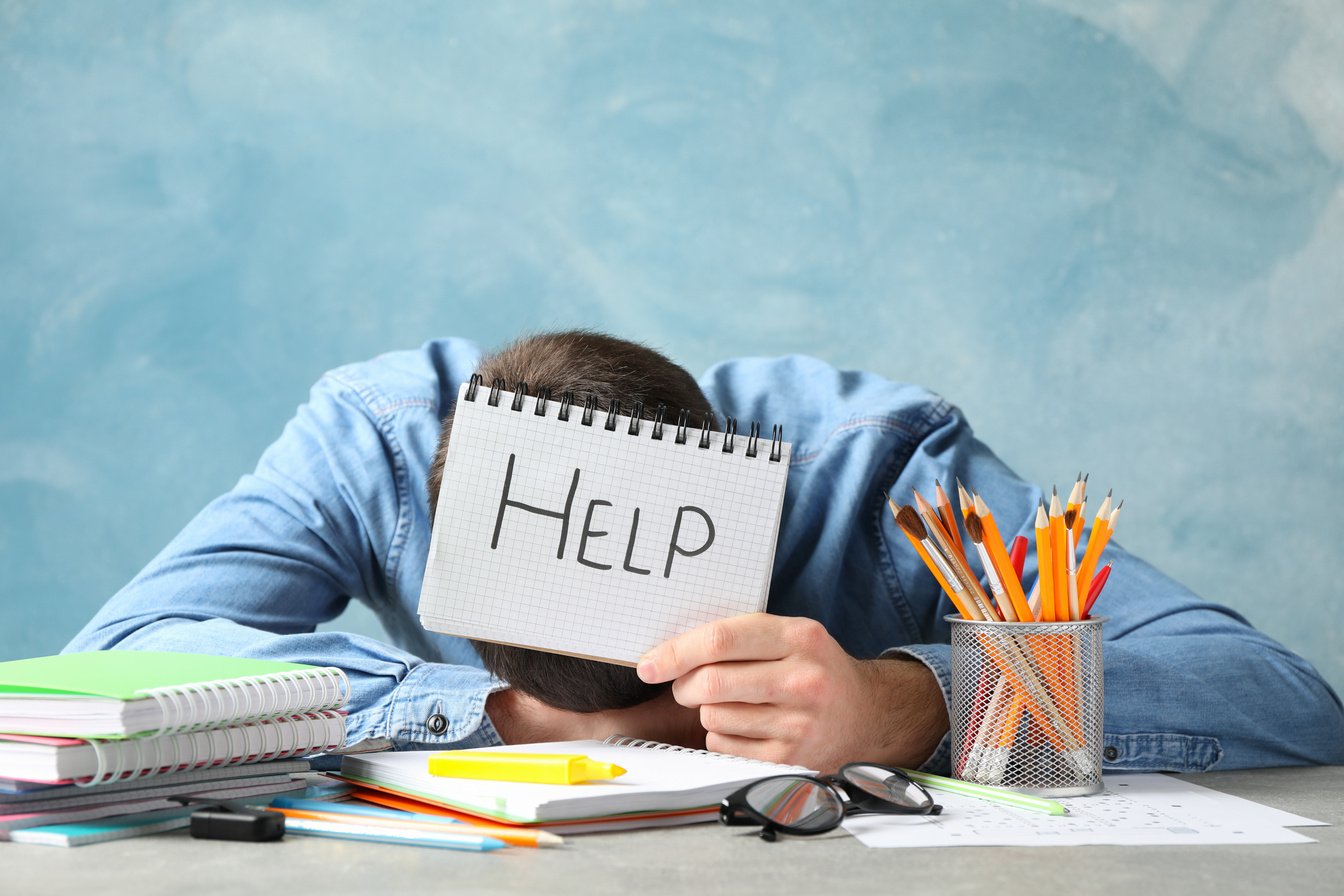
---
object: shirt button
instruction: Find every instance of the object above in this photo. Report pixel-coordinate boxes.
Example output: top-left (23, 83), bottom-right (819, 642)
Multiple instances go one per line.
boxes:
top-left (426, 713), bottom-right (448, 736)
top-left (1104, 746), bottom-right (1120, 761)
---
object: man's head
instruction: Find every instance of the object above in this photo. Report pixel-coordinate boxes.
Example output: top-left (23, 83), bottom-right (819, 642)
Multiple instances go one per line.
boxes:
top-left (426, 329), bottom-right (717, 712)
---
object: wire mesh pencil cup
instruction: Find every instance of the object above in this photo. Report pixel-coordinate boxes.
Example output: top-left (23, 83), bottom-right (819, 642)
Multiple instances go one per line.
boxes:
top-left (948, 616), bottom-right (1105, 797)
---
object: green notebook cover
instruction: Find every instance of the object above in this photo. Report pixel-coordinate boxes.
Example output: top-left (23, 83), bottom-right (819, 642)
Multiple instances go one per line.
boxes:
top-left (0, 651), bottom-right (319, 699)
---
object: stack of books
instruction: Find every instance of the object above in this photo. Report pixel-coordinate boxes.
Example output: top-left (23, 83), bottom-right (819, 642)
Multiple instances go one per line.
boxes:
top-left (0, 650), bottom-right (350, 846)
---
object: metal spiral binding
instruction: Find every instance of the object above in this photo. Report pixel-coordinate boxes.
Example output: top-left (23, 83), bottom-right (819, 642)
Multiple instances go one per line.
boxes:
top-left (137, 667), bottom-right (350, 738)
top-left (601, 735), bottom-right (796, 769)
top-left (81, 710), bottom-right (345, 787)
top-left (458, 374), bottom-right (786, 462)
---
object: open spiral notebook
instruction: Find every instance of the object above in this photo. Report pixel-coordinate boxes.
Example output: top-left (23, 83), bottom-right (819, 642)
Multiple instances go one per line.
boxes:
top-left (338, 737), bottom-right (814, 831)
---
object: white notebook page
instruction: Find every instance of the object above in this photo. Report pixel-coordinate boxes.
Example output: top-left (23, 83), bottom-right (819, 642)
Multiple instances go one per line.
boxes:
top-left (418, 383), bottom-right (791, 664)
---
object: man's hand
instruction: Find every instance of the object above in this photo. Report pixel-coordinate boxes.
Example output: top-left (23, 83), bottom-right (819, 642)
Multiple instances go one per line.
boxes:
top-left (636, 613), bottom-right (948, 773)
top-left (486, 686), bottom-right (705, 749)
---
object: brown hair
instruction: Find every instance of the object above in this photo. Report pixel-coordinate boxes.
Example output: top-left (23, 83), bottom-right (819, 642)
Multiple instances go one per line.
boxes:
top-left (427, 329), bottom-right (716, 712)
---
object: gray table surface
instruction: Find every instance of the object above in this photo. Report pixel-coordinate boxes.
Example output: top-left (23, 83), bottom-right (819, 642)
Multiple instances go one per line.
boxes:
top-left (7, 765), bottom-right (1342, 896)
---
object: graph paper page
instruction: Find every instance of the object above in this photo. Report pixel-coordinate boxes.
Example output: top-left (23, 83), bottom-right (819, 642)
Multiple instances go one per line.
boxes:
top-left (417, 383), bottom-right (792, 664)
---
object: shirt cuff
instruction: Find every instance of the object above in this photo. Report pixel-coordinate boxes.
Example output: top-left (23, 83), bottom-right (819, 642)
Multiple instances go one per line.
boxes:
top-left (364, 662), bottom-right (509, 751)
top-left (880, 643), bottom-right (953, 775)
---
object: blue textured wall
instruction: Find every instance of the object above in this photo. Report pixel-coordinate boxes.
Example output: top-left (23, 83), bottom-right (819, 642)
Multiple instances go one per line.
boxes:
top-left (3, 1), bottom-right (1341, 692)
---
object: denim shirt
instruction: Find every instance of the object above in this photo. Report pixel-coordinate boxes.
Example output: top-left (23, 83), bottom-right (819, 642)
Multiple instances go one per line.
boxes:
top-left (65, 338), bottom-right (1344, 772)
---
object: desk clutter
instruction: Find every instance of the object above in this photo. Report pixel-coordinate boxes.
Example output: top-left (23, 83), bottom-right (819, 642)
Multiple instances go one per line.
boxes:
top-left (890, 476), bottom-right (1118, 796)
top-left (0, 650), bottom-right (350, 845)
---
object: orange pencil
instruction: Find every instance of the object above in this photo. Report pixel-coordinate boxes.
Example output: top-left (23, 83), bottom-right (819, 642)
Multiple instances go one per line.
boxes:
top-left (1048, 489), bottom-right (1069, 622)
top-left (913, 493), bottom-right (997, 621)
top-left (934, 479), bottom-right (964, 557)
top-left (1077, 493), bottom-right (1116, 598)
top-left (971, 494), bottom-right (1034, 624)
top-left (1033, 501), bottom-right (1055, 622)
top-left (890, 500), bottom-right (981, 620)
top-left (270, 806), bottom-right (563, 848)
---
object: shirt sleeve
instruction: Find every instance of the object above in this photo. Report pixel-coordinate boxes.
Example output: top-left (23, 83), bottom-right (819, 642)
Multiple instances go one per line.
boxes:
top-left (62, 363), bottom-right (505, 753)
top-left (885, 403), bottom-right (1344, 772)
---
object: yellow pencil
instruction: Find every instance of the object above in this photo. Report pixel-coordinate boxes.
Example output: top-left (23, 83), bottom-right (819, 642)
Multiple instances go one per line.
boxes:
top-left (1034, 501), bottom-right (1056, 622)
top-left (1048, 488), bottom-right (1069, 623)
top-left (1076, 492), bottom-right (1115, 598)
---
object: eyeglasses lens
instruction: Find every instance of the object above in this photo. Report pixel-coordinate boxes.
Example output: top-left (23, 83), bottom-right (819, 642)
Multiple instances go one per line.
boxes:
top-left (841, 764), bottom-right (935, 811)
top-left (744, 777), bottom-right (845, 833)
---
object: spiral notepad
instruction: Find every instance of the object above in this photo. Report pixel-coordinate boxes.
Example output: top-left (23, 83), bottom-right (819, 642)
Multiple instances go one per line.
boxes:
top-left (0, 651), bottom-right (350, 739)
top-left (418, 378), bottom-right (792, 664)
top-left (339, 737), bottom-right (814, 827)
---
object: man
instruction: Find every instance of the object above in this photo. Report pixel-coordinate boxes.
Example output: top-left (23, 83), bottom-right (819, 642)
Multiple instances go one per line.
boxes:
top-left (65, 331), bottom-right (1344, 773)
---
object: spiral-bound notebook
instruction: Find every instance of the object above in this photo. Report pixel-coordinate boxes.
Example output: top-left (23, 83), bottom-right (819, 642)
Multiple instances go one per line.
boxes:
top-left (339, 737), bottom-right (814, 829)
top-left (0, 651), bottom-right (350, 739)
top-left (418, 379), bottom-right (792, 664)
top-left (0, 711), bottom-right (346, 783)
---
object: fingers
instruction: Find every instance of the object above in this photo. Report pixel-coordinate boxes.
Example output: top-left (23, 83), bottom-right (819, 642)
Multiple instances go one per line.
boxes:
top-left (637, 614), bottom-right (827, 684)
top-left (671, 658), bottom-right (831, 708)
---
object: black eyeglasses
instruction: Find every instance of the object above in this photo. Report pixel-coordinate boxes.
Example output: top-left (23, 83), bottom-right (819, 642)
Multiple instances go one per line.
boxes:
top-left (719, 763), bottom-right (942, 841)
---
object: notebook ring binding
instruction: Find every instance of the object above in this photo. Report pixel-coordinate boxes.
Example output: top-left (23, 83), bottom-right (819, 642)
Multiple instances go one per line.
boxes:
top-left (78, 710), bottom-right (346, 787)
top-left (137, 667), bottom-right (350, 738)
top-left (461, 377), bottom-right (785, 462)
top-left (601, 735), bottom-right (800, 769)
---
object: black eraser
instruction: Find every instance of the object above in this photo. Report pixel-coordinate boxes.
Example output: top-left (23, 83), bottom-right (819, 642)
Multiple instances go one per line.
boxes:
top-left (188, 806), bottom-right (286, 842)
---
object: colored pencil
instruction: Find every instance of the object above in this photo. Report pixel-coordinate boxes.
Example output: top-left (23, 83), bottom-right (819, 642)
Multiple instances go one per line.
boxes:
top-left (971, 494), bottom-right (1034, 624)
top-left (1034, 502), bottom-right (1056, 622)
top-left (1082, 563), bottom-right (1113, 618)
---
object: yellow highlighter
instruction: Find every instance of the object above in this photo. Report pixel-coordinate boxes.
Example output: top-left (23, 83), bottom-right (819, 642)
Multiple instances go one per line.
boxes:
top-left (428, 751), bottom-right (627, 785)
